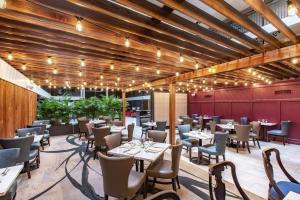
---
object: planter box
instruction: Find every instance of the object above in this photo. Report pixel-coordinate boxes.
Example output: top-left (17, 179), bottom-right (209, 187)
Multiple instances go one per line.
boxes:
top-left (49, 124), bottom-right (79, 136)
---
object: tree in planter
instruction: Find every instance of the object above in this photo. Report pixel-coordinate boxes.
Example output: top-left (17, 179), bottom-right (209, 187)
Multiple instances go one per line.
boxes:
top-left (74, 97), bottom-right (104, 119)
top-left (101, 95), bottom-right (124, 120)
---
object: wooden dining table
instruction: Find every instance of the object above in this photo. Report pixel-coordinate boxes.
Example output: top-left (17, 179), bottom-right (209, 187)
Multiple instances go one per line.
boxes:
top-left (108, 140), bottom-right (170, 172)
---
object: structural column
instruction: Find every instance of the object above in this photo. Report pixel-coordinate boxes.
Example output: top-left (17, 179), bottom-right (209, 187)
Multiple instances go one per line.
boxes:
top-left (122, 91), bottom-right (126, 126)
top-left (169, 83), bottom-right (176, 145)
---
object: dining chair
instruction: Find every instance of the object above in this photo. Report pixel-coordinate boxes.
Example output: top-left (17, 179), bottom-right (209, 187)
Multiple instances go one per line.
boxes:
top-left (249, 121), bottom-right (261, 149)
top-left (240, 117), bottom-right (249, 125)
top-left (0, 148), bottom-right (20, 200)
top-left (27, 124), bottom-right (51, 147)
top-left (209, 161), bottom-right (250, 200)
top-left (85, 123), bottom-right (95, 152)
top-left (267, 121), bottom-right (291, 145)
top-left (93, 126), bottom-right (110, 159)
top-left (177, 124), bottom-right (198, 161)
top-left (262, 148), bottom-right (300, 200)
top-left (122, 123), bottom-right (134, 142)
top-left (104, 132), bottom-right (122, 151)
top-left (194, 116), bottom-right (203, 130)
top-left (33, 120), bottom-right (50, 125)
top-left (103, 116), bottom-right (112, 125)
top-left (229, 125), bottom-right (252, 153)
top-left (155, 121), bottom-right (167, 131)
top-left (145, 190), bottom-right (180, 200)
top-left (182, 117), bottom-right (193, 128)
top-left (141, 118), bottom-right (151, 138)
top-left (146, 139), bottom-right (183, 191)
top-left (198, 132), bottom-right (228, 164)
top-left (78, 118), bottom-right (89, 140)
top-left (212, 116), bottom-right (221, 124)
top-left (147, 130), bottom-right (167, 143)
top-left (16, 127), bottom-right (42, 151)
top-left (0, 136), bottom-right (38, 178)
top-left (113, 120), bottom-right (123, 126)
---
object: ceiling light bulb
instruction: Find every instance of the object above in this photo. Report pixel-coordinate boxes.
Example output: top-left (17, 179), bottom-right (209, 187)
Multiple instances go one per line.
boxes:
top-left (268, 81), bottom-right (272, 84)
top-left (252, 71), bottom-right (257, 76)
top-left (21, 64), bottom-right (27, 71)
top-left (117, 76), bottom-right (120, 82)
top-left (175, 72), bottom-right (179, 76)
top-left (247, 68), bottom-right (252, 73)
top-left (0, 0), bottom-right (7, 9)
top-left (53, 85), bottom-right (57, 89)
top-left (132, 80), bottom-right (135, 84)
top-left (156, 48), bottom-right (161, 58)
top-left (179, 54), bottom-right (184, 63)
top-left (214, 80), bottom-right (217, 84)
top-left (53, 68), bottom-right (58, 74)
top-left (156, 69), bottom-right (160, 74)
top-left (135, 66), bottom-right (140, 72)
top-left (202, 80), bottom-right (206, 84)
top-left (225, 81), bottom-right (228, 85)
top-left (47, 56), bottom-right (53, 65)
top-left (79, 71), bottom-right (82, 77)
top-left (80, 59), bottom-right (85, 67)
top-left (45, 79), bottom-right (49, 83)
top-left (195, 63), bottom-right (199, 70)
top-left (291, 58), bottom-right (299, 64)
top-left (100, 75), bottom-right (104, 80)
top-left (208, 68), bottom-right (212, 73)
top-left (110, 64), bottom-right (114, 70)
top-left (244, 82), bottom-right (248, 86)
top-left (129, 83), bottom-right (132, 87)
top-left (7, 52), bottom-right (13, 60)
top-left (83, 81), bottom-right (87, 86)
top-left (125, 37), bottom-right (130, 48)
top-left (76, 17), bottom-right (83, 32)
top-left (234, 82), bottom-right (238, 86)
top-left (100, 82), bottom-right (103, 86)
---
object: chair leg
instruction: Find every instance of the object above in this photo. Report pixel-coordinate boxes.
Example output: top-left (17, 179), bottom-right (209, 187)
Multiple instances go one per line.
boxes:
top-left (283, 136), bottom-right (286, 146)
top-left (48, 138), bottom-right (50, 146)
top-left (247, 142), bottom-right (251, 153)
top-left (104, 194), bottom-right (108, 200)
top-left (189, 147), bottom-right (192, 161)
top-left (223, 154), bottom-right (225, 161)
top-left (256, 139), bottom-right (261, 149)
top-left (172, 178), bottom-right (177, 191)
top-left (25, 161), bottom-right (31, 179)
top-left (36, 157), bottom-right (39, 168)
top-left (94, 147), bottom-right (98, 160)
top-left (216, 155), bottom-right (219, 163)
top-left (153, 178), bottom-right (156, 189)
top-left (135, 160), bottom-right (139, 171)
top-left (236, 141), bottom-right (240, 153)
top-left (208, 154), bottom-right (211, 162)
top-left (86, 141), bottom-right (90, 152)
top-left (253, 138), bottom-right (256, 146)
top-left (176, 176), bottom-right (180, 189)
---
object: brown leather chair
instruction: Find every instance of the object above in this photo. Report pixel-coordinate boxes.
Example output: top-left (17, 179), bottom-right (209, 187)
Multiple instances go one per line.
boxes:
top-left (250, 121), bottom-right (261, 149)
top-left (229, 125), bottom-right (251, 153)
top-left (147, 130), bottom-right (167, 143)
top-left (113, 120), bottom-right (123, 126)
top-left (104, 132), bottom-right (122, 150)
top-left (85, 123), bottom-right (95, 152)
top-left (93, 127), bottom-right (110, 159)
top-left (98, 153), bottom-right (147, 200)
top-left (122, 123), bottom-right (134, 142)
top-left (146, 140), bottom-right (183, 191)
top-left (182, 117), bottom-right (193, 128)
top-left (78, 118), bottom-right (89, 140)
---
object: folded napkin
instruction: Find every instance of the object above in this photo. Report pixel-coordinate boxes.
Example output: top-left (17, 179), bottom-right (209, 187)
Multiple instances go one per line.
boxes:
top-left (146, 146), bottom-right (162, 153)
top-left (126, 149), bottom-right (140, 155)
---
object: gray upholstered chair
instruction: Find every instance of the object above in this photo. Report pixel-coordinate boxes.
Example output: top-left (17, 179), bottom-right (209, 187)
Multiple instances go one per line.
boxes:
top-left (27, 124), bottom-right (50, 147)
top-left (122, 123), bottom-right (134, 142)
top-left (147, 130), bottom-right (167, 143)
top-left (113, 120), bottom-right (123, 126)
top-left (93, 126), bottom-right (110, 159)
top-left (194, 116), bottom-right (203, 130)
top-left (177, 124), bottom-right (198, 161)
top-left (198, 132), bottom-right (228, 163)
top-left (104, 132), bottom-right (122, 151)
top-left (85, 123), bottom-right (95, 152)
top-left (0, 148), bottom-right (20, 200)
top-left (141, 118), bottom-right (151, 138)
top-left (182, 117), bottom-right (193, 128)
top-left (146, 140), bottom-right (183, 191)
top-left (240, 117), bottom-right (249, 125)
top-left (250, 121), bottom-right (261, 149)
top-left (16, 127), bottom-right (42, 150)
top-left (209, 120), bottom-right (217, 134)
top-left (212, 116), bottom-right (221, 124)
top-left (98, 153), bottom-right (146, 200)
top-left (33, 120), bottom-right (50, 125)
top-left (229, 125), bottom-right (252, 153)
top-left (103, 116), bottom-right (112, 125)
top-left (267, 121), bottom-right (291, 145)
top-left (77, 118), bottom-right (89, 139)
top-left (155, 121), bottom-right (167, 131)
top-left (0, 136), bottom-right (38, 178)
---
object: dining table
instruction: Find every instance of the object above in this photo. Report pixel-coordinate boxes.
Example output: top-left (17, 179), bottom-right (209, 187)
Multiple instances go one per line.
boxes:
top-left (283, 191), bottom-right (300, 200)
top-left (142, 121), bottom-right (157, 130)
top-left (260, 122), bottom-right (277, 141)
top-left (183, 130), bottom-right (214, 146)
top-left (108, 140), bottom-right (170, 172)
top-left (0, 164), bottom-right (23, 197)
top-left (110, 126), bottom-right (126, 133)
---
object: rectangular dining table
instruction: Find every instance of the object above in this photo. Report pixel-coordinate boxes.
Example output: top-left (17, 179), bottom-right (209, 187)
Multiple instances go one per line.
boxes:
top-left (183, 131), bottom-right (214, 146)
top-left (0, 165), bottom-right (23, 197)
top-left (110, 126), bottom-right (126, 133)
top-left (108, 140), bottom-right (170, 172)
top-left (260, 122), bottom-right (277, 141)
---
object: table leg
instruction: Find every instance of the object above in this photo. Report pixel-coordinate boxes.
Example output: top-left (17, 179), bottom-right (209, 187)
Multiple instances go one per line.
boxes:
top-left (139, 160), bottom-right (144, 172)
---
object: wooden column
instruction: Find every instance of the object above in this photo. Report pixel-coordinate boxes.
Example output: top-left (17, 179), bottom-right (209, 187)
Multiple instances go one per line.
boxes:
top-left (122, 91), bottom-right (126, 126)
top-left (169, 83), bottom-right (176, 145)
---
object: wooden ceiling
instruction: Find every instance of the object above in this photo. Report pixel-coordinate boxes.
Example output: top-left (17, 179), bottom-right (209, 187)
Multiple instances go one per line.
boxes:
top-left (0, 0), bottom-right (300, 91)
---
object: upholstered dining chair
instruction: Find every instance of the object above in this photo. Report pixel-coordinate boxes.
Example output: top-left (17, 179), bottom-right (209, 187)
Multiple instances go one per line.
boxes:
top-left (212, 116), bottom-right (221, 124)
top-left (229, 125), bottom-right (251, 153)
top-left (198, 132), bottom-right (228, 164)
top-left (209, 161), bottom-right (250, 200)
top-left (122, 123), bottom-right (134, 142)
top-left (267, 121), bottom-right (291, 145)
top-left (98, 153), bottom-right (147, 200)
top-left (16, 127), bottom-right (42, 151)
top-left (194, 116), bottom-right (203, 130)
top-left (147, 130), bottom-right (167, 143)
top-left (78, 118), bottom-right (89, 140)
top-left (85, 123), bottom-right (95, 152)
top-left (27, 124), bottom-right (50, 147)
top-left (0, 148), bottom-right (20, 200)
top-left (146, 139), bottom-right (183, 192)
top-left (177, 124), bottom-right (198, 161)
top-left (155, 121), bottom-right (167, 131)
top-left (104, 132), bottom-right (122, 151)
top-left (262, 148), bottom-right (300, 200)
top-left (93, 126), bottom-right (110, 159)
top-left (182, 117), bottom-right (193, 128)
top-left (240, 117), bottom-right (249, 125)
top-left (0, 136), bottom-right (38, 179)
top-left (249, 121), bottom-right (261, 149)
top-left (141, 118), bottom-right (151, 138)
top-left (113, 120), bottom-right (123, 126)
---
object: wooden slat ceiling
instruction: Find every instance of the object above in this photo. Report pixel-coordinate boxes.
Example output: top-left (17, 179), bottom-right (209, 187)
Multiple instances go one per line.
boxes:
top-left (0, 0), bottom-right (299, 90)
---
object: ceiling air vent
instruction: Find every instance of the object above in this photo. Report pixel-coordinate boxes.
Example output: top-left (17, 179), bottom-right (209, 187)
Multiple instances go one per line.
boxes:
top-left (274, 90), bottom-right (292, 95)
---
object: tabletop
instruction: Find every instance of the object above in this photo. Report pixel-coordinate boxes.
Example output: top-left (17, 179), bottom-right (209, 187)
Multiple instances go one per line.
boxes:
top-left (0, 165), bottom-right (23, 196)
top-left (110, 126), bottom-right (126, 133)
top-left (34, 135), bottom-right (43, 143)
top-left (184, 131), bottom-right (214, 140)
top-left (142, 122), bottom-right (157, 127)
top-left (283, 191), bottom-right (300, 200)
top-left (91, 119), bottom-right (106, 124)
top-left (217, 124), bottom-right (235, 130)
top-left (260, 122), bottom-right (277, 126)
top-left (108, 140), bottom-right (170, 162)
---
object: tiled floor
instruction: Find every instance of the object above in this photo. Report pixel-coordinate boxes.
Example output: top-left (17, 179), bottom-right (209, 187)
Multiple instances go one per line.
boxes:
top-left (128, 117), bottom-right (300, 199)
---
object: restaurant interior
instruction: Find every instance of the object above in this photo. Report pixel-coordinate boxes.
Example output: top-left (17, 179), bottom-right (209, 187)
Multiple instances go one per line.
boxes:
top-left (1, 0), bottom-right (300, 199)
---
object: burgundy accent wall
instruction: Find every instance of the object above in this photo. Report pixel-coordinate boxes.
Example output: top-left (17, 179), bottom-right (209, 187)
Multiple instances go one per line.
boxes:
top-left (188, 81), bottom-right (300, 144)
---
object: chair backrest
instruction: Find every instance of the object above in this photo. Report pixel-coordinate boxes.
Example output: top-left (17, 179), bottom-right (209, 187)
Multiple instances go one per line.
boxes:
top-left (103, 116), bottom-right (112, 125)
top-left (212, 116), bottom-right (221, 124)
top-left (78, 118), bottom-right (89, 133)
top-left (262, 148), bottom-right (299, 200)
top-left (145, 190), bottom-right (180, 200)
top-left (113, 120), bottom-right (123, 126)
top-left (156, 121), bottom-right (167, 131)
top-left (183, 117), bottom-right (193, 127)
top-left (98, 153), bottom-right (134, 198)
top-left (171, 140), bottom-right (183, 176)
top-left (33, 120), bottom-right (50, 125)
top-left (234, 125), bottom-right (251, 142)
top-left (209, 161), bottom-right (250, 200)
top-left (0, 136), bottom-right (34, 163)
top-left (198, 116), bottom-right (203, 130)
top-left (104, 133), bottom-right (122, 150)
top-left (147, 130), bottom-right (167, 143)
top-left (0, 148), bottom-right (20, 168)
top-left (250, 121), bottom-right (261, 136)
top-left (177, 124), bottom-right (190, 140)
top-left (27, 124), bottom-right (46, 133)
top-left (209, 120), bottom-right (217, 134)
top-left (93, 127), bottom-right (111, 146)
top-left (127, 123), bottom-right (135, 141)
top-left (220, 119), bottom-right (234, 124)
top-left (281, 121), bottom-right (291, 135)
top-left (215, 132), bottom-right (228, 155)
top-left (16, 127), bottom-right (41, 137)
top-left (85, 123), bottom-right (94, 136)
top-left (240, 117), bottom-right (249, 125)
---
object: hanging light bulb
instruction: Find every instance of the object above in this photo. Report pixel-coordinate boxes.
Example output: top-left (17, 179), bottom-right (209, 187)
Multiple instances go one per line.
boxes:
top-left (244, 82), bottom-right (248, 86)
top-left (110, 64), bottom-right (114, 70)
top-left (156, 69), bottom-right (160, 75)
top-left (78, 71), bottom-right (82, 77)
top-left (47, 56), bottom-right (53, 65)
top-left (179, 54), bottom-right (184, 63)
top-left (45, 79), bottom-right (49, 83)
top-left (175, 72), bottom-right (179, 76)
top-left (7, 52), bottom-right (13, 60)
top-left (132, 80), bottom-right (135, 84)
top-left (53, 68), bottom-right (58, 74)
top-left (247, 68), bottom-right (252, 73)
top-left (156, 48), bottom-right (161, 58)
top-left (21, 63), bottom-right (27, 71)
top-left (100, 75), bottom-right (104, 80)
top-left (135, 66), bottom-right (140, 72)
top-left (75, 17), bottom-right (83, 32)
top-left (225, 81), bottom-right (228, 85)
top-left (80, 59), bottom-right (85, 67)
top-left (0, 0), bottom-right (7, 9)
top-left (288, 0), bottom-right (297, 16)
top-left (195, 63), bottom-right (199, 70)
top-left (125, 37), bottom-right (130, 47)
top-left (100, 82), bottom-right (103, 86)
top-left (83, 81), bottom-right (87, 86)
top-left (53, 85), bottom-right (57, 89)
top-left (117, 76), bottom-right (120, 82)
top-left (214, 80), bottom-right (217, 84)
top-left (291, 57), bottom-right (299, 64)
top-left (234, 82), bottom-right (238, 86)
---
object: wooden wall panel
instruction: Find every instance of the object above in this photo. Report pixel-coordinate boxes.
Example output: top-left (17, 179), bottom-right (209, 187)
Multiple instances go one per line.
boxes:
top-left (0, 79), bottom-right (37, 138)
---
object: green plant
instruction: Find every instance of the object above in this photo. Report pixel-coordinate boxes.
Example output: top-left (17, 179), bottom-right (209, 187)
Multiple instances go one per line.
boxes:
top-left (101, 95), bottom-right (124, 119)
top-left (74, 97), bottom-right (104, 119)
